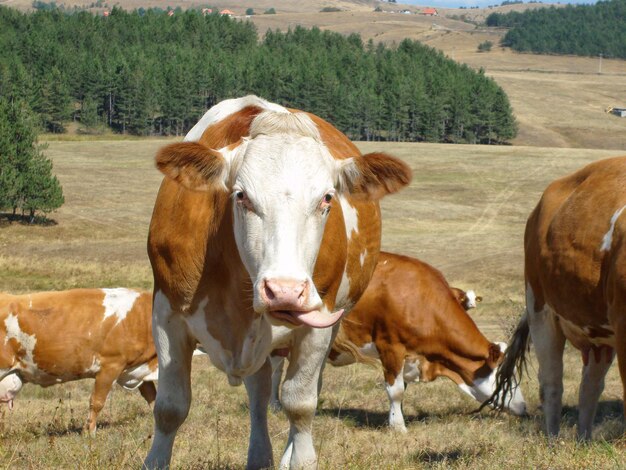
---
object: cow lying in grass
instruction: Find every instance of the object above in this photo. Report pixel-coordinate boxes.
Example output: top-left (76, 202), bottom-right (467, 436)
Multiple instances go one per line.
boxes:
top-left (271, 252), bottom-right (526, 432)
top-left (0, 288), bottom-right (157, 435)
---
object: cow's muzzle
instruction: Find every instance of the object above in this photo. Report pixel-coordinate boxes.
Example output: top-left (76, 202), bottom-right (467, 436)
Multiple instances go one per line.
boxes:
top-left (260, 278), bottom-right (344, 328)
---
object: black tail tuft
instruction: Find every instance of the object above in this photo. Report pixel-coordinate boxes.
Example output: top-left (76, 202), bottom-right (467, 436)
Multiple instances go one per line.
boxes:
top-left (480, 312), bottom-right (531, 412)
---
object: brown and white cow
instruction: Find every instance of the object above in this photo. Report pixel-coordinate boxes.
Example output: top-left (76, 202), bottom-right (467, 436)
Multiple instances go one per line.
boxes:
top-left (0, 288), bottom-right (157, 435)
top-left (450, 287), bottom-right (482, 310)
top-left (270, 252), bottom-right (526, 432)
top-left (143, 96), bottom-right (411, 469)
top-left (487, 156), bottom-right (626, 440)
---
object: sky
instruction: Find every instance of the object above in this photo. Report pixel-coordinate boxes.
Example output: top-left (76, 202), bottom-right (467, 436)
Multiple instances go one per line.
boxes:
top-left (401, 0), bottom-right (598, 9)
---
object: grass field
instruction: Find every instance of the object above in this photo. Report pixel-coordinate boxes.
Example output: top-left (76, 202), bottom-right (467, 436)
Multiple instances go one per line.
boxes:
top-left (1, 140), bottom-right (625, 468)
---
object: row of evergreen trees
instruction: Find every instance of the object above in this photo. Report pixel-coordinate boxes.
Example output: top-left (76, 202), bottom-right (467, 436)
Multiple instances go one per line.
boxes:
top-left (0, 7), bottom-right (517, 143)
top-left (486, 0), bottom-right (626, 59)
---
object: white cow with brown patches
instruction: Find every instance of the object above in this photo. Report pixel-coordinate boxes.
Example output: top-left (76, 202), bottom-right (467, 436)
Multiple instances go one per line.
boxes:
top-left (487, 156), bottom-right (626, 440)
top-left (0, 288), bottom-right (157, 434)
top-left (144, 96), bottom-right (411, 469)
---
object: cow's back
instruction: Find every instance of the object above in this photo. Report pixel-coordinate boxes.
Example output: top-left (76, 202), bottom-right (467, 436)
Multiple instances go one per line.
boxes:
top-left (341, 252), bottom-right (493, 359)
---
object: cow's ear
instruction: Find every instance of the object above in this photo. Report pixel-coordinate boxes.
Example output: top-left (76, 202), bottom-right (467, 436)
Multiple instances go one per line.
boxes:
top-left (156, 142), bottom-right (228, 191)
top-left (489, 342), bottom-right (504, 365)
top-left (338, 152), bottom-right (412, 200)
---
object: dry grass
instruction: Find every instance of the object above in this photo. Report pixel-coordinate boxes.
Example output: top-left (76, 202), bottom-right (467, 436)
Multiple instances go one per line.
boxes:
top-left (0, 140), bottom-right (625, 468)
top-left (0, 0), bottom-right (380, 14)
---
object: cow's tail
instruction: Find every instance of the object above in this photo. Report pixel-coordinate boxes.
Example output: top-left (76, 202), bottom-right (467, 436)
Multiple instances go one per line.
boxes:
top-left (480, 311), bottom-right (530, 412)
top-left (333, 320), bottom-right (379, 367)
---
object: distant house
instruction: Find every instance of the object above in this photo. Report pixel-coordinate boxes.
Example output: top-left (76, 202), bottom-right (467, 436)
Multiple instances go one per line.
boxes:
top-left (422, 7), bottom-right (438, 16)
top-left (167, 10), bottom-right (174, 17)
top-left (401, 9), bottom-right (412, 14)
top-left (220, 9), bottom-right (235, 16)
top-left (202, 8), bottom-right (213, 15)
top-left (611, 107), bottom-right (626, 117)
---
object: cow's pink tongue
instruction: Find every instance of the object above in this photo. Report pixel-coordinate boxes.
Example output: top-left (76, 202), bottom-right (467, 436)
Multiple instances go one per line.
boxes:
top-left (292, 309), bottom-right (344, 328)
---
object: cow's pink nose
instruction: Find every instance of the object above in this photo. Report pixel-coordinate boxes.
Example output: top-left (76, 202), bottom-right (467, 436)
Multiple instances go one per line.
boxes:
top-left (262, 279), bottom-right (308, 310)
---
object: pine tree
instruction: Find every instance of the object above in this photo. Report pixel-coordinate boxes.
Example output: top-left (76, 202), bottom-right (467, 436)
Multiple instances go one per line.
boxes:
top-left (20, 151), bottom-right (64, 221)
top-left (36, 67), bottom-right (72, 133)
top-left (0, 97), bottom-right (64, 222)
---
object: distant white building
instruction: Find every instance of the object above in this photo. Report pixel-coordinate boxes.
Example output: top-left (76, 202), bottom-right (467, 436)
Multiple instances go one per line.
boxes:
top-left (611, 107), bottom-right (626, 117)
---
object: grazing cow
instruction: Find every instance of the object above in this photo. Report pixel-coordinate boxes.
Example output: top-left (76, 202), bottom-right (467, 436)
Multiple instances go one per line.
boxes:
top-left (486, 156), bottom-right (626, 440)
top-left (0, 288), bottom-right (157, 434)
top-left (143, 96), bottom-right (411, 469)
top-left (450, 287), bottom-right (482, 310)
top-left (270, 252), bottom-right (526, 432)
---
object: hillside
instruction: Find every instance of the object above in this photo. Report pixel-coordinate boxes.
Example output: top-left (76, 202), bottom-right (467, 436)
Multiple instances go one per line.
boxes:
top-left (1, 0), bottom-right (625, 150)
top-left (250, 7), bottom-right (626, 150)
top-left (0, 0), bottom-right (556, 16)
top-left (486, 0), bottom-right (626, 59)
top-left (0, 8), bottom-right (518, 143)
top-left (1, 0), bottom-right (382, 14)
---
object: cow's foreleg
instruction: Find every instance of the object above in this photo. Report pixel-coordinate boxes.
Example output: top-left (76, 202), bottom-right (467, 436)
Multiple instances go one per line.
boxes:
top-left (244, 358), bottom-right (273, 470)
top-left (578, 345), bottom-right (614, 440)
top-left (144, 294), bottom-right (194, 469)
top-left (378, 343), bottom-right (408, 432)
top-left (279, 327), bottom-right (332, 469)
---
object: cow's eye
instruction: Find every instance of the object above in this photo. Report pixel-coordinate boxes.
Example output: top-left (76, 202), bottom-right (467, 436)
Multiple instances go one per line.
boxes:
top-left (234, 190), bottom-right (254, 211)
top-left (320, 192), bottom-right (333, 212)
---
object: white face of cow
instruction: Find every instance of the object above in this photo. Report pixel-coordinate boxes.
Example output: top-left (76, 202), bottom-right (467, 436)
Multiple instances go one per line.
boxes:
top-left (156, 108), bottom-right (411, 329)
top-left (465, 290), bottom-right (478, 309)
top-left (458, 342), bottom-right (526, 416)
top-left (229, 133), bottom-right (338, 326)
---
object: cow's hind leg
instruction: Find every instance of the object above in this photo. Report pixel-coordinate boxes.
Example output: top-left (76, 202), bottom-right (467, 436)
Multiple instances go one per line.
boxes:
top-left (611, 310), bottom-right (626, 437)
top-left (139, 381), bottom-right (157, 407)
top-left (377, 342), bottom-right (407, 432)
top-left (527, 286), bottom-right (566, 437)
top-left (578, 345), bottom-right (614, 440)
top-left (144, 293), bottom-right (195, 469)
top-left (244, 358), bottom-right (273, 470)
top-left (270, 355), bottom-right (285, 412)
top-left (279, 327), bottom-right (332, 469)
top-left (85, 366), bottom-right (121, 436)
